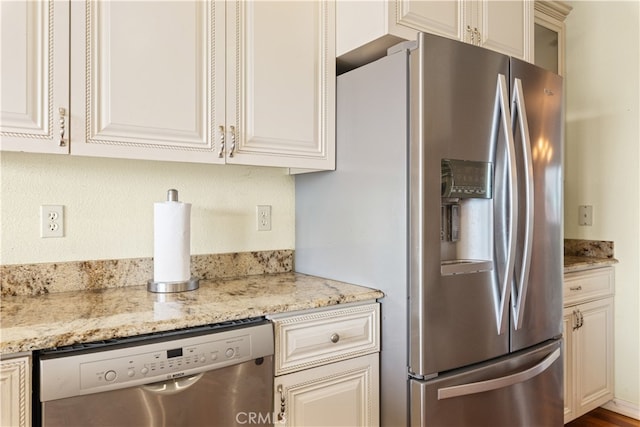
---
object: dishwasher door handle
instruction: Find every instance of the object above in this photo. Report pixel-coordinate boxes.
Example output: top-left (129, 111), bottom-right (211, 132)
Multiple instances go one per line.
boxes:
top-left (141, 373), bottom-right (204, 395)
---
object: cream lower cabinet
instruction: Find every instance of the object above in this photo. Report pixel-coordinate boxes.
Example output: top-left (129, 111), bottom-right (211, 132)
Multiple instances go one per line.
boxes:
top-left (0, 354), bottom-right (31, 427)
top-left (337, 0), bottom-right (532, 70)
top-left (563, 267), bottom-right (615, 424)
top-left (270, 303), bottom-right (380, 426)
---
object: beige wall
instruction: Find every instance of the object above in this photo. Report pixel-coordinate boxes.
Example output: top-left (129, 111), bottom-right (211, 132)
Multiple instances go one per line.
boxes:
top-left (0, 152), bottom-right (294, 265)
top-left (565, 1), bottom-right (639, 414)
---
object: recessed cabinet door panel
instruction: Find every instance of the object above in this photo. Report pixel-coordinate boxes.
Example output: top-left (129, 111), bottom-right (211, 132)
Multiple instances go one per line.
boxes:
top-left (1, 0), bottom-right (69, 154)
top-left (71, 1), bottom-right (224, 163)
top-left (227, 1), bottom-right (335, 169)
top-left (575, 298), bottom-right (614, 412)
top-left (275, 354), bottom-right (379, 427)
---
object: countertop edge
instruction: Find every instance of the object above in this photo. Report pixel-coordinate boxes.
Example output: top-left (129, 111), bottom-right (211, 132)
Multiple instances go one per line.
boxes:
top-left (0, 272), bottom-right (384, 356)
top-left (564, 256), bottom-right (618, 273)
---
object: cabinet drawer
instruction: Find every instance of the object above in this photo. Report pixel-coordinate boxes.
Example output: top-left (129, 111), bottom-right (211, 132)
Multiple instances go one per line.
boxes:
top-left (564, 267), bottom-right (614, 306)
top-left (272, 303), bottom-right (380, 375)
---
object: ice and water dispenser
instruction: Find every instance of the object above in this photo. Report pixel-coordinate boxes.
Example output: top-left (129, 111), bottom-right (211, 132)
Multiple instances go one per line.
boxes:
top-left (440, 159), bottom-right (494, 275)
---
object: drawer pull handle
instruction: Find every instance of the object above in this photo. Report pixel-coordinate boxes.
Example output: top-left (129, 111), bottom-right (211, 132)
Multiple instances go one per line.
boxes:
top-left (330, 333), bottom-right (340, 343)
top-left (276, 384), bottom-right (286, 422)
top-left (569, 285), bottom-right (583, 291)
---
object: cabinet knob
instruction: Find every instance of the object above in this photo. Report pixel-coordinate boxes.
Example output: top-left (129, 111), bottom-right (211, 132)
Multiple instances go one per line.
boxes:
top-left (330, 333), bottom-right (340, 343)
top-left (569, 285), bottom-right (582, 291)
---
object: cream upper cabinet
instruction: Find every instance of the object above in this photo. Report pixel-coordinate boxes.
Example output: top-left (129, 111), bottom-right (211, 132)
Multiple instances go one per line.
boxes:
top-left (0, 0), bottom-right (69, 154)
top-left (534, 0), bottom-right (572, 76)
top-left (337, 0), bottom-right (532, 71)
top-left (225, 1), bottom-right (336, 169)
top-left (70, 1), bottom-right (224, 163)
top-left (464, 0), bottom-right (532, 60)
top-left (6, 1), bottom-right (335, 169)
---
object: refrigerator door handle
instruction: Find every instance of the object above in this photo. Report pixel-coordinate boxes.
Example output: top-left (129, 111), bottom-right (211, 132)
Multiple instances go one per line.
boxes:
top-left (511, 78), bottom-right (534, 330)
top-left (492, 74), bottom-right (517, 335)
top-left (437, 348), bottom-right (560, 400)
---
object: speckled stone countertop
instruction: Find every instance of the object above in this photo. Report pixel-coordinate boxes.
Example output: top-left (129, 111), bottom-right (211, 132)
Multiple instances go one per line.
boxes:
top-left (0, 272), bottom-right (384, 355)
top-left (564, 239), bottom-right (618, 273)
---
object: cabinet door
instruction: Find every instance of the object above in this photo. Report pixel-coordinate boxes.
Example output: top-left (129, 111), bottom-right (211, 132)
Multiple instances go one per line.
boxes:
top-left (226, 1), bottom-right (335, 170)
top-left (395, 0), bottom-right (463, 41)
top-left (534, 1), bottom-right (571, 76)
top-left (70, 1), bottom-right (225, 163)
top-left (562, 307), bottom-right (576, 423)
top-left (472, 0), bottom-right (532, 61)
top-left (275, 354), bottom-right (379, 427)
top-left (0, 356), bottom-right (31, 427)
top-left (575, 297), bottom-right (614, 415)
top-left (1, 0), bottom-right (69, 154)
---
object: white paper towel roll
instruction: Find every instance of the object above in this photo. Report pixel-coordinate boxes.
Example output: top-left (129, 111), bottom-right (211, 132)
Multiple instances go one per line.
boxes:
top-left (153, 200), bottom-right (191, 282)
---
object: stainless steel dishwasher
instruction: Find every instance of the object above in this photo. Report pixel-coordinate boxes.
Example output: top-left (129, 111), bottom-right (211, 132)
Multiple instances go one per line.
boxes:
top-left (35, 318), bottom-right (274, 427)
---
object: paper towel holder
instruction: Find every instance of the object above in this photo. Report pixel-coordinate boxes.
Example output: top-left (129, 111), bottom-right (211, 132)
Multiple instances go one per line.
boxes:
top-left (148, 277), bottom-right (200, 293)
top-left (148, 188), bottom-right (200, 293)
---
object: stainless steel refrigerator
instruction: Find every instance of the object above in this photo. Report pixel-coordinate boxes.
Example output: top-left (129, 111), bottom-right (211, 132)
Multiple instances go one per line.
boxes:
top-left (295, 33), bottom-right (564, 426)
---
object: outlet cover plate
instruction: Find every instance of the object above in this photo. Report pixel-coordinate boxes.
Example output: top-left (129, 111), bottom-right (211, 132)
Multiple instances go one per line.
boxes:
top-left (41, 205), bottom-right (64, 237)
top-left (257, 205), bottom-right (271, 231)
top-left (578, 205), bottom-right (593, 226)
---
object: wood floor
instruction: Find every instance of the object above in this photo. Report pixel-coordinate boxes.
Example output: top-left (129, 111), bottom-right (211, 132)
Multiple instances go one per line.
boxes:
top-left (566, 407), bottom-right (640, 427)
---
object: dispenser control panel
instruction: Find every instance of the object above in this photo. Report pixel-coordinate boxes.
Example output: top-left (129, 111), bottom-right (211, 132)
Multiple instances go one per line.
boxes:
top-left (441, 159), bottom-right (493, 199)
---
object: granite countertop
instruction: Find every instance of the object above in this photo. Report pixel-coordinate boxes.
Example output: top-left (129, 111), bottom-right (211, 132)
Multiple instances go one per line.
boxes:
top-left (563, 238), bottom-right (618, 273)
top-left (0, 272), bottom-right (384, 355)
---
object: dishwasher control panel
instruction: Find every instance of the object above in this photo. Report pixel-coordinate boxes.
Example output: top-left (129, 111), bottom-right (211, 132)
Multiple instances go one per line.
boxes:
top-left (39, 321), bottom-right (274, 401)
top-left (80, 333), bottom-right (249, 391)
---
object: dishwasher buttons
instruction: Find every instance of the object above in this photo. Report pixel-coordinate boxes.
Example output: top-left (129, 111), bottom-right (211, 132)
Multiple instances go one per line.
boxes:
top-left (127, 369), bottom-right (135, 378)
top-left (225, 348), bottom-right (235, 358)
top-left (141, 366), bottom-right (149, 375)
top-left (104, 370), bottom-right (117, 382)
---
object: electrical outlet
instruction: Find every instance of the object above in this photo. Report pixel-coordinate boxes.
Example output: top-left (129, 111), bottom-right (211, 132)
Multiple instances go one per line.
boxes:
top-left (257, 205), bottom-right (271, 231)
top-left (41, 205), bottom-right (64, 238)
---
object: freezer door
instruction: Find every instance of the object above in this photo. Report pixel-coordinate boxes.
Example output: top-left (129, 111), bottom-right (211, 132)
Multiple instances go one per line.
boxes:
top-left (410, 340), bottom-right (563, 427)
top-left (509, 58), bottom-right (564, 352)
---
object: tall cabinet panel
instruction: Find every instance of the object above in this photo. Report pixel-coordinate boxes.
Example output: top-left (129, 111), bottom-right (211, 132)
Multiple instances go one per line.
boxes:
top-left (226, 1), bottom-right (335, 169)
top-left (0, 0), bottom-right (69, 154)
top-left (70, 1), bottom-right (225, 163)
